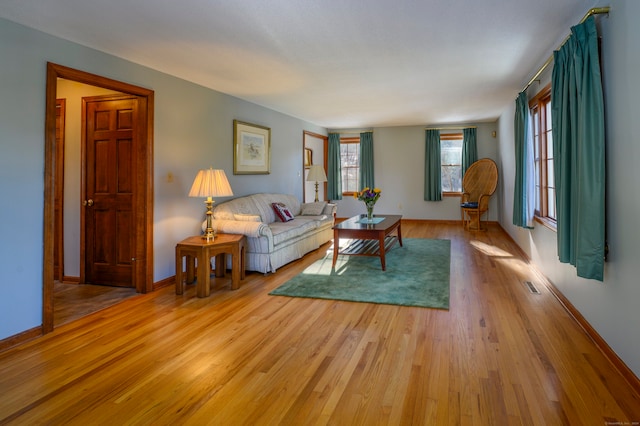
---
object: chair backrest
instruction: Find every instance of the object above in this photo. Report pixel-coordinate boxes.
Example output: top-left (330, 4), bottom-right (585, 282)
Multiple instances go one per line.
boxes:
top-left (462, 158), bottom-right (498, 203)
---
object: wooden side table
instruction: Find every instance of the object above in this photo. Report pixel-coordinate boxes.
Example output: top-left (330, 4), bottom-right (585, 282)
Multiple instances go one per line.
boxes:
top-left (175, 234), bottom-right (246, 297)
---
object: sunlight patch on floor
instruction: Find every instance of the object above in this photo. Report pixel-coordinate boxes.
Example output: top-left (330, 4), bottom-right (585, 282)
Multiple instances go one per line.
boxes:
top-left (470, 240), bottom-right (513, 257)
top-left (302, 256), bottom-right (349, 276)
top-left (495, 257), bottom-right (533, 275)
top-left (469, 240), bottom-right (537, 283)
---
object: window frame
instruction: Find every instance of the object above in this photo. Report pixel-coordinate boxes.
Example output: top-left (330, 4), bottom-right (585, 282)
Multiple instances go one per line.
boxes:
top-left (339, 137), bottom-right (360, 196)
top-left (530, 84), bottom-right (557, 230)
top-left (441, 133), bottom-right (464, 196)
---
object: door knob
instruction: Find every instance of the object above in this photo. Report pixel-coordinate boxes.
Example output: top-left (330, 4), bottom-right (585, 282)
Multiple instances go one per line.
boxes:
top-left (83, 199), bottom-right (94, 207)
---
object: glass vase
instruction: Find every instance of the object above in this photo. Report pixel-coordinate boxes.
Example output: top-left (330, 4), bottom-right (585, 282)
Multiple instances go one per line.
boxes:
top-left (366, 203), bottom-right (374, 222)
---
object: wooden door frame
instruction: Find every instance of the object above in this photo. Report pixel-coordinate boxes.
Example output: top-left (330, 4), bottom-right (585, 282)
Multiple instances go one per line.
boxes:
top-left (54, 99), bottom-right (66, 282)
top-left (44, 62), bottom-right (155, 334)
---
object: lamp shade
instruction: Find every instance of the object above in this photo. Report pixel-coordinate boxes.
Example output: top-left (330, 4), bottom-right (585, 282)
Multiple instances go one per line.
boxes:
top-left (306, 164), bottom-right (327, 182)
top-left (189, 168), bottom-right (233, 198)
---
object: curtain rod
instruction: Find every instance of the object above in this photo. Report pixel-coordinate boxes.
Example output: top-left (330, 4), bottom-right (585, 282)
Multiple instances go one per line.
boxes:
top-left (425, 126), bottom-right (476, 131)
top-left (521, 7), bottom-right (609, 93)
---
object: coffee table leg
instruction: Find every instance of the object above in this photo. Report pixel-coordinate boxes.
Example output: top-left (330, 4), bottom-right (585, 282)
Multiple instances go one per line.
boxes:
top-left (397, 221), bottom-right (403, 247)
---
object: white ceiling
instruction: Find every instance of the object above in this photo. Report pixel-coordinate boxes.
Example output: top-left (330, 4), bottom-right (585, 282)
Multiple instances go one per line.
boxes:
top-left (0, 0), bottom-right (599, 128)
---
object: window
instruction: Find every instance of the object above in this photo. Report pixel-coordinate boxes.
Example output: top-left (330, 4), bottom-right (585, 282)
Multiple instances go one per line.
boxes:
top-left (441, 133), bottom-right (463, 193)
top-left (340, 137), bottom-right (360, 194)
top-left (530, 85), bottom-right (556, 225)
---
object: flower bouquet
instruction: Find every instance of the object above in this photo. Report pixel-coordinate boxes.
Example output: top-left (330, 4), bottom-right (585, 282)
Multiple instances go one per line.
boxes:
top-left (354, 187), bottom-right (381, 222)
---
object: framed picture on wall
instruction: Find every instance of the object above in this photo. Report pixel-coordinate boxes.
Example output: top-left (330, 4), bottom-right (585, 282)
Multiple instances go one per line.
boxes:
top-left (233, 120), bottom-right (271, 174)
top-left (304, 148), bottom-right (312, 168)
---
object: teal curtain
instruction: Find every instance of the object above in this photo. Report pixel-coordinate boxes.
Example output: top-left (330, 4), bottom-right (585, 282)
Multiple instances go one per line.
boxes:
top-left (513, 91), bottom-right (535, 229)
top-left (424, 129), bottom-right (442, 201)
top-left (327, 133), bottom-right (342, 200)
top-left (359, 132), bottom-right (374, 189)
top-left (461, 128), bottom-right (477, 176)
top-left (551, 16), bottom-right (605, 281)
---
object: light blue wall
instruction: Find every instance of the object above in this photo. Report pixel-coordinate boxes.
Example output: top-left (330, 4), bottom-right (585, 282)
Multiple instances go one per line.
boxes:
top-left (497, 0), bottom-right (640, 377)
top-left (0, 17), bottom-right (325, 339)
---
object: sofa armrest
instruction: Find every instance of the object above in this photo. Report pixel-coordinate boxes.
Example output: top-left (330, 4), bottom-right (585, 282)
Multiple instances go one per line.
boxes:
top-left (210, 219), bottom-right (271, 238)
top-left (323, 203), bottom-right (337, 220)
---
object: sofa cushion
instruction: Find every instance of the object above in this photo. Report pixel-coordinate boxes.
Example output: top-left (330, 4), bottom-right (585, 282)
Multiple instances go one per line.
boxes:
top-left (301, 201), bottom-right (327, 216)
top-left (272, 202), bottom-right (295, 222)
top-left (270, 218), bottom-right (318, 246)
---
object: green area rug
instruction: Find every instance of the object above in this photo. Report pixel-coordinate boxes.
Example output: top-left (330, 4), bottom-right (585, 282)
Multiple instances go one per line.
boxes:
top-left (269, 238), bottom-right (450, 309)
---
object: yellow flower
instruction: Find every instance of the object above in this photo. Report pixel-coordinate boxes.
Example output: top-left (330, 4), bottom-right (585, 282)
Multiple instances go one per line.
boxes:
top-left (373, 188), bottom-right (381, 193)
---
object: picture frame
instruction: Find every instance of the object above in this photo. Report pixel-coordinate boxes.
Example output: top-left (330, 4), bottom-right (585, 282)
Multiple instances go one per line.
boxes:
top-left (233, 120), bottom-right (271, 174)
top-left (304, 148), bottom-right (312, 168)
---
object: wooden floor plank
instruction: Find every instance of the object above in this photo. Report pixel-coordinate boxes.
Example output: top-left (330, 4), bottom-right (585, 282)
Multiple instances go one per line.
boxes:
top-left (0, 222), bottom-right (639, 425)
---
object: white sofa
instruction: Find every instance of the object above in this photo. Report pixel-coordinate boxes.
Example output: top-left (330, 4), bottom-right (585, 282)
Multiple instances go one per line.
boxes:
top-left (210, 193), bottom-right (336, 274)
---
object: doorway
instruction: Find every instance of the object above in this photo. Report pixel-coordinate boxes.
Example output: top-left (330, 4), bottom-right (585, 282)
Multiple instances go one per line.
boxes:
top-left (303, 131), bottom-right (328, 203)
top-left (44, 63), bottom-right (154, 333)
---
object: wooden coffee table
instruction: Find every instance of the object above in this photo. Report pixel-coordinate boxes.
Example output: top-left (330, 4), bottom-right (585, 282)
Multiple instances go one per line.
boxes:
top-left (332, 214), bottom-right (402, 271)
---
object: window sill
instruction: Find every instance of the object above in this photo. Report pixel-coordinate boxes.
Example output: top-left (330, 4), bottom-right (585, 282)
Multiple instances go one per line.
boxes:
top-left (534, 216), bottom-right (557, 232)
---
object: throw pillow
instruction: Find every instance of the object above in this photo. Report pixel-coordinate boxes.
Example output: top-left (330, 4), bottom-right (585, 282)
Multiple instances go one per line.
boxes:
top-left (300, 201), bottom-right (327, 216)
top-left (272, 202), bottom-right (295, 222)
top-left (233, 213), bottom-right (262, 222)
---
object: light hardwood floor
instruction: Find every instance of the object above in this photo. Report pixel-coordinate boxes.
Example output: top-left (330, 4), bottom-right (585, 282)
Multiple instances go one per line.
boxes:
top-left (1, 222), bottom-right (639, 425)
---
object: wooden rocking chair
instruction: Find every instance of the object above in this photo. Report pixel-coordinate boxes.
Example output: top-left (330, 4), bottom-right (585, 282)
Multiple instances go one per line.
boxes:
top-left (460, 158), bottom-right (498, 231)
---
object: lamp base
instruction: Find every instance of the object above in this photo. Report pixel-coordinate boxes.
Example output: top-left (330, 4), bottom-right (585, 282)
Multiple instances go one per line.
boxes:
top-left (202, 198), bottom-right (215, 241)
top-left (202, 230), bottom-right (215, 241)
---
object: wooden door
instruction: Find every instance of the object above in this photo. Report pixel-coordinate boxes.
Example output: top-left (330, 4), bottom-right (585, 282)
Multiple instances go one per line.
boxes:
top-left (83, 95), bottom-right (138, 287)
